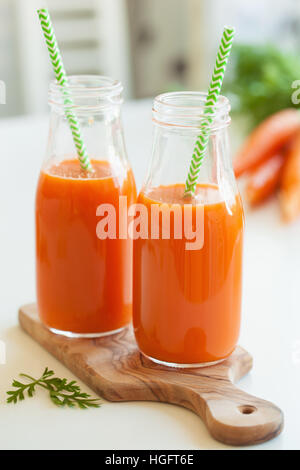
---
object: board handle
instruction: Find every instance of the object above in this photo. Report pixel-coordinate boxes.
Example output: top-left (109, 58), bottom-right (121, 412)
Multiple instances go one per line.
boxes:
top-left (203, 385), bottom-right (284, 446)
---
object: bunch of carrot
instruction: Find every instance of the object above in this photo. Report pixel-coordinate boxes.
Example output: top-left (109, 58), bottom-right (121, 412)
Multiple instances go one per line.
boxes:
top-left (234, 108), bottom-right (300, 222)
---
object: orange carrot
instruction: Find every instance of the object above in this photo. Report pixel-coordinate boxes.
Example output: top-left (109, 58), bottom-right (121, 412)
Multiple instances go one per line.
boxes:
top-left (234, 109), bottom-right (300, 178)
top-left (246, 152), bottom-right (285, 206)
top-left (280, 131), bottom-right (300, 222)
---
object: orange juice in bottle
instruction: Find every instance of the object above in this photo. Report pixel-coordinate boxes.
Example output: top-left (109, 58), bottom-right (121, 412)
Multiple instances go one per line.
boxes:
top-left (36, 76), bottom-right (136, 336)
top-left (133, 92), bottom-right (244, 366)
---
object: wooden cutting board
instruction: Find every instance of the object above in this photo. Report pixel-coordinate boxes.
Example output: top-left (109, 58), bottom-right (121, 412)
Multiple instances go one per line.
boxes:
top-left (19, 304), bottom-right (283, 447)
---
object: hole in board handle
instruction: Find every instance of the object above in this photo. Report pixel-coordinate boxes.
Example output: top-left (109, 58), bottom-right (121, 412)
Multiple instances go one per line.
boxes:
top-left (238, 405), bottom-right (257, 415)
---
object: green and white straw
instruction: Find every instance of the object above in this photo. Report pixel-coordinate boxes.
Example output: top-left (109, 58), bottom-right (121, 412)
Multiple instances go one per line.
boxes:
top-left (37, 8), bottom-right (92, 172)
top-left (184, 26), bottom-right (235, 196)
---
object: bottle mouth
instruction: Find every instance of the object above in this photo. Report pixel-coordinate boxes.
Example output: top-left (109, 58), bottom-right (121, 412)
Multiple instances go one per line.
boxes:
top-left (49, 75), bottom-right (123, 112)
top-left (153, 91), bottom-right (231, 130)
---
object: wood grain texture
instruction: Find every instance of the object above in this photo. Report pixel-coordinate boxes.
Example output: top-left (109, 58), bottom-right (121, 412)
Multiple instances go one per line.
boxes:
top-left (19, 304), bottom-right (283, 446)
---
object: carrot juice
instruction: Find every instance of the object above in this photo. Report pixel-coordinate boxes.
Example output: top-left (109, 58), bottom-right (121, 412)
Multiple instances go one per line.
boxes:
top-left (133, 184), bottom-right (244, 365)
top-left (36, 158), bottom-right (136, 335)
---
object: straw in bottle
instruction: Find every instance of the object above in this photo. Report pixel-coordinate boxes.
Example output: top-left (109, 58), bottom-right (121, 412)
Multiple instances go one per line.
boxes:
top-left (184, 26), bottom-right (235, 196)
top-left (37, 8), bottom-right (93, 172)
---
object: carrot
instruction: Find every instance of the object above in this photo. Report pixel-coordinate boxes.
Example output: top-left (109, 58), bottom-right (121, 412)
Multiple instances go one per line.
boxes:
top-left (234, 109), bottom-right (300, 178)
top-left (280, 131), bottom-right (300, 222)
top-left (246, 152), bottom-right (285, 206)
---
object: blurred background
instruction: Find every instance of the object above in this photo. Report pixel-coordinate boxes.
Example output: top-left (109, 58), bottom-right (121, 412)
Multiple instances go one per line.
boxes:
top-left (1, 0), bottom-right (300, 123)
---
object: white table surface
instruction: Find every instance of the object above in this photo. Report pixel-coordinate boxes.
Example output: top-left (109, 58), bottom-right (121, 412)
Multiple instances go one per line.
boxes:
top-left (0, 100), bottom-right (299, 450)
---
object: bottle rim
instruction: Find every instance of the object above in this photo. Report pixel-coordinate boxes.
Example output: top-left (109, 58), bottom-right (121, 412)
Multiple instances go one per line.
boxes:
top-left (153, 91), bottom-right (231, 130)
top-left (48, 75), bottom-right (123, 111)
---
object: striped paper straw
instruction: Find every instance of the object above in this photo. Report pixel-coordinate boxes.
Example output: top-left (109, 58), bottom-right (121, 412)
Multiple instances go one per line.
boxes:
top-left (37, 8), bottom-right (93, 172)
top-left (184, 26), bottom-right (235, 196)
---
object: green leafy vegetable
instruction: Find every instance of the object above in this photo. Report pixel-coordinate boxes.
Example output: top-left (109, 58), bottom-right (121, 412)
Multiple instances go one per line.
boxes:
top-left (7, 367), bottom-right (101, 409)
top-left (223, 43), bottom-right (300, 128)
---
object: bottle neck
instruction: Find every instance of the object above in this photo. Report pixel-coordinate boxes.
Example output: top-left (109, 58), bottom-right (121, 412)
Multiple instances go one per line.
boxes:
top-left (143, 91), bottom-right (236, 205)
top-left (48, 75), bottom-right (123, 114)
top-left (43, 76), bottom-right (128, 174)
top-left (152, 91), bottom-right (231, 130)
top-left (144, 123), bottom-right (232, 187)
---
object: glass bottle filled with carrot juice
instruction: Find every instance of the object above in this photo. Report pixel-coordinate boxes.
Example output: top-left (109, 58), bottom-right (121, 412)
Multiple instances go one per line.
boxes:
top-left (133, 92), bottom-right (244, 367)
top-left (36, 76), bottom-right (136, 337)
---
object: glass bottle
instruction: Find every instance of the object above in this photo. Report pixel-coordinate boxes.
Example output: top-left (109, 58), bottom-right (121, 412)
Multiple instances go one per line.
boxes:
top-left (36, 75), bottom-right (136, 337)
top-left (133, 92), bottom-right (244, 367)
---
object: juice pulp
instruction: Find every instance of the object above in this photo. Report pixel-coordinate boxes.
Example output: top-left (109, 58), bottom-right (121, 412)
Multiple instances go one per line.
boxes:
top-left (36, 159), bottom-right (136, 334)
top-left (133, 184), bottom-right (244, 364)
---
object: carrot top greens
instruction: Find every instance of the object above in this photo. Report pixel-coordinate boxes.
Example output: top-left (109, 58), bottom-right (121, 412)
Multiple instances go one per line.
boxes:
top-left (7, 367), bottom-right (101, 409)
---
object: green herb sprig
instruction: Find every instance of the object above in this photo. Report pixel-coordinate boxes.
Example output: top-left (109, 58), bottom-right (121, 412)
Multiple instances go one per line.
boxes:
top-left (7, 367), bottom-right (101, 409)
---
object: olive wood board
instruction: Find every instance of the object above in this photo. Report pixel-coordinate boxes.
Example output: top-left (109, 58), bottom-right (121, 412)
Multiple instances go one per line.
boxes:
top-left (19, 303), bottom-right (283, 446)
